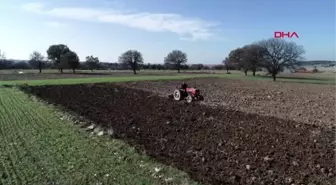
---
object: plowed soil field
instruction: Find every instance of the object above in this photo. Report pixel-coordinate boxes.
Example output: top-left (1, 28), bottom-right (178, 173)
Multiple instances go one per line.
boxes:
top-left (22, 82), bottom-right (335, 185)
top-left (120, 78), bottom-right (336, 128)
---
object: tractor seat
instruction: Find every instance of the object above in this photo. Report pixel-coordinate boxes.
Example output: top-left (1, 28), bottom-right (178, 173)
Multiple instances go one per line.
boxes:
top-left (181, 83), bottom-right (188, 89)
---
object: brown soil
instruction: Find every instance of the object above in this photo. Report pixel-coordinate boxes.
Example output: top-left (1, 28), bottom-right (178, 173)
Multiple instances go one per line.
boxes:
top-left (21, 83), bottom-right (336, 185)
top-left (120, 78), bottom-right (336, 128)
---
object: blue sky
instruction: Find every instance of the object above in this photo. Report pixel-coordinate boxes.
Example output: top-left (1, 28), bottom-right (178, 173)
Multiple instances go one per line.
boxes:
top-left (0, 0), bottom-right (334, 63)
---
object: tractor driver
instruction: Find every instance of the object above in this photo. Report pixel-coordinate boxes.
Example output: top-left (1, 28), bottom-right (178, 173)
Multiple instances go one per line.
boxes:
top-left (181, 82), bottom-right (188, 91)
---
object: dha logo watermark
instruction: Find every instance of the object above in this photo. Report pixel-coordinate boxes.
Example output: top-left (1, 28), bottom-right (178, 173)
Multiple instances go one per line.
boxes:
top-left (274, 31), bottom-right (299, 38)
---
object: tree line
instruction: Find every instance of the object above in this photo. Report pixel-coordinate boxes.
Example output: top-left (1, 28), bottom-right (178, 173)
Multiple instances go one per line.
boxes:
top-left (0, 37), bottom-right (305, 81)
top-left (224, 38), bottom-right (305, 81)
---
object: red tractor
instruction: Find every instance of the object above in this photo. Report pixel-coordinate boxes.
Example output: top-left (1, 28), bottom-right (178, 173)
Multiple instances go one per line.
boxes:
top-left (172, 83), bottom-right (204, 103)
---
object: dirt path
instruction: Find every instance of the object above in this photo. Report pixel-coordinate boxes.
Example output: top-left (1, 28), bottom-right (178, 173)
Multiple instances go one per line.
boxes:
top-left (120, 78), bottom-right (336, 128)
top-left (24, 84), bottom-right (336, 185)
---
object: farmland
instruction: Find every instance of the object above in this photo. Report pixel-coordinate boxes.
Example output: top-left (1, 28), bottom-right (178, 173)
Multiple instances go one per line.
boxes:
top-left (0, 87), bottom-right (199, 185)
top-left (0, 70), bottom-right (335, 185)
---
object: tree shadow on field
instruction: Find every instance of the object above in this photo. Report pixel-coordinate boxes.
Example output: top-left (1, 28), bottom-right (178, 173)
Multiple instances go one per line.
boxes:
top-left (1, 84), bottom-right (14, 88)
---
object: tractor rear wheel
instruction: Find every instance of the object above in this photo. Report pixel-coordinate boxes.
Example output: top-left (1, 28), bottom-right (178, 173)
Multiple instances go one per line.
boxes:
top-left (173, 89), bottom-right (183, 101)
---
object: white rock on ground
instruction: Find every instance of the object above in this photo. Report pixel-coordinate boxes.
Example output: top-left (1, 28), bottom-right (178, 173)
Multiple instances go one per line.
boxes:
top-left (97, 131), bottom-right (104, 136)
top-left (154, 167), bottom-right (161, 172)
top-left (87, 124), bottom-right (95, 130)
top-left (93, 127), bottom-right (102, 133)
top-left (107, 129), bottom-right (114, 136)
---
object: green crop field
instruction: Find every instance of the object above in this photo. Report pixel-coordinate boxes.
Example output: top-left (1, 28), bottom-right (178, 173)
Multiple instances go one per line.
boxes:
top-left (0, 87), bottom-right (199, 185)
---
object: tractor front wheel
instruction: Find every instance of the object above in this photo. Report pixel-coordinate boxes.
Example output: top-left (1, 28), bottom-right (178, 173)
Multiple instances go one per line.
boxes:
top-left (173, 89), bottom-right (183, 101)
top-left (186, 94), bottom-right (193, 103)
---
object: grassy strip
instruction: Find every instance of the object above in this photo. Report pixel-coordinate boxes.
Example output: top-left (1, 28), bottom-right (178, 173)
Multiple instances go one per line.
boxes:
top-left (0, 74), bottom-right (229, 86)
top-left (0, 88), bottom-right (200, 185)
top-left (246, 76), bottom-right (335, 85)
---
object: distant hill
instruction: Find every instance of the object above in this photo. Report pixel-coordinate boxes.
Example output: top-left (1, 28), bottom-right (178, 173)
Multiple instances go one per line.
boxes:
top-left (298, 60), bottom-right (335, 66)
top-left (197, 61), bottom-right (336, 67)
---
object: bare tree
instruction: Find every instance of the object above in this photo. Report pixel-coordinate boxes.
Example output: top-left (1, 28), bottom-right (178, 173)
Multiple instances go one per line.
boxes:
top-left (0, 49), bottom-right (6, 70)
top-left (242, 44), bottom-right (268, 76)
top-left (118, 50), bottom-right (144, 74)
top-left (29, 51), bottom-right (45, 73)
top-left (227, 48), bottom-right (249, 76)
top-left (222, 57), bottom-right (232, 74)
top-left (164, 50), bottom-right (187, 73)
top-left (85, 55), bottom-right (100, 71)
top-left (0, 49), bottom-right (5, 60)
top-left (256, 38), bottom-right (305, 81)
